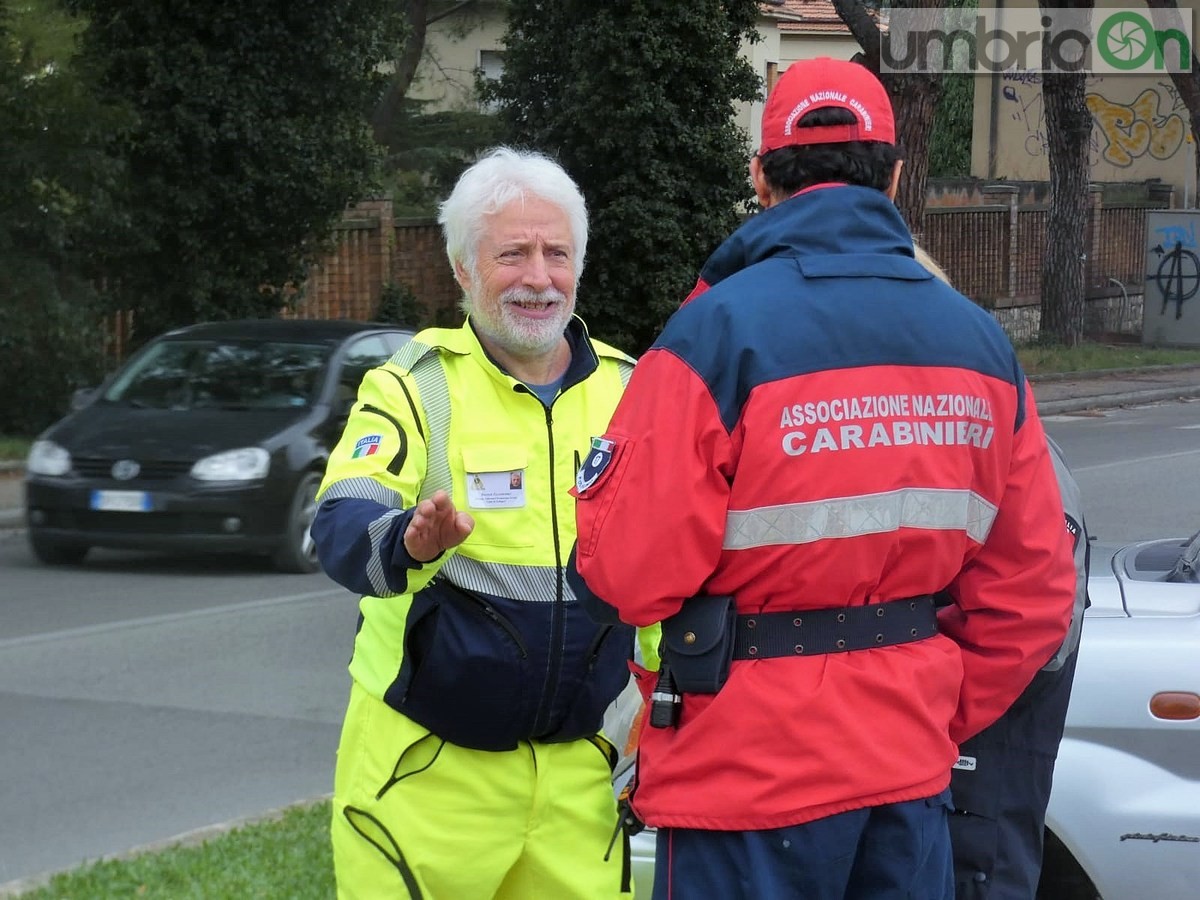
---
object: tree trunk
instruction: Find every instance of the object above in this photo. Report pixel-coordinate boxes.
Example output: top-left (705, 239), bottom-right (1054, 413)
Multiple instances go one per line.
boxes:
top-left (371, 0), bottom-right (431, 146)
top-left (1145, 0), bottom-right (1200, 202)
top-left (1038, 0), bottom-right (1093, 346)
top-left (880, 71), bottom-right (941, 238)
top-left (831, 0), bottom-right (942, 238)
top-left (830, 0), bottom-right (882, 64)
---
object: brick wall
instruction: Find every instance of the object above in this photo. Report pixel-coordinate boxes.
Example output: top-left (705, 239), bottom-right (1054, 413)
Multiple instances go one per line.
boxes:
top-left (389, 217), bottom-right (462, 324)
top-left (289, 199), bottom-right (460, 326)
top-left (923, 184), bottom-right (1164, 334)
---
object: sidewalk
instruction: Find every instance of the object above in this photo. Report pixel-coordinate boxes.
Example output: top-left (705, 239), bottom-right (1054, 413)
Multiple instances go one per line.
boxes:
top-left (1029, 363), bottom-right (1200, 416)
top-left (3, 364), bottom-right (1200, 531)
top-left (0, 463), bottom-right (21, 531)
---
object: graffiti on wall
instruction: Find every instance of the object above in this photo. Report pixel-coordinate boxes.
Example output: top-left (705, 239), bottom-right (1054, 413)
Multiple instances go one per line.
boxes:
top-left (1002, 74), bottom-right (1187, 172)
top-left (1087, 90), bottom-right (1186, 168)
top-left (1002, 73), bottom-right (1101, 165)
top-left (1150, 220), bottom-right (1199, 320)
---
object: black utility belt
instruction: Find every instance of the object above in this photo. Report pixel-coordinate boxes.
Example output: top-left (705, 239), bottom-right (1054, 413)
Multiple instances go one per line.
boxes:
top-left (658, 594), bottom-right (939, 698)
top-left (734, 595), bottom-right (939, 660)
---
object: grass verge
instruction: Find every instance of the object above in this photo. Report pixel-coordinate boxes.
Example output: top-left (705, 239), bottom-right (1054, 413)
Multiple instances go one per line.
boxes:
top-left (8, 801), bottom-right (334, 900)
top-left (0, 436), bottom-right (32, 462)
top-left (1016, 342), bottom-right (1200, 375)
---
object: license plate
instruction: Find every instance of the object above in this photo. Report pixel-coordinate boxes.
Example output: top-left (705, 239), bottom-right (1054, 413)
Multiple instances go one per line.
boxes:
top-left (89, 490), bottom-right (152, 512)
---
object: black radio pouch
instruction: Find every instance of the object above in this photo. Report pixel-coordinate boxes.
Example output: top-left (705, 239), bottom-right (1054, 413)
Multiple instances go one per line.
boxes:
top-left (660, 594), bottom-right (737, 694)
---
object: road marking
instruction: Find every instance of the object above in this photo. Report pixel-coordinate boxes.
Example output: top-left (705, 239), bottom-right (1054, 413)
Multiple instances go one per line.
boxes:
top-left (1072, 447), bottom-right (1200, 474)
top-left (0, 587), bottom-right (350, 650)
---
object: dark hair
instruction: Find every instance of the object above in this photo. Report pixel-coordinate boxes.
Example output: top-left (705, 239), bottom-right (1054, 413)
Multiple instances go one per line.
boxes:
top-left (758, 107), bottom-right (901, 195)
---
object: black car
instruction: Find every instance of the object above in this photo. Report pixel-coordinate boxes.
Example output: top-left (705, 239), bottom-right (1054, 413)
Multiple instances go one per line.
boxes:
top-left (24, 319), bottom-right (414, 572)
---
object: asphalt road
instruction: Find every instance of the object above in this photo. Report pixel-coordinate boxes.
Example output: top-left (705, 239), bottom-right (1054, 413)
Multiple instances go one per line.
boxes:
top-left (1041, 397), bottom-right (1200, 544)
top-left (0, 552), bottom-right (357, 888)
top-left (0, 397), bottom-right (1197, 891)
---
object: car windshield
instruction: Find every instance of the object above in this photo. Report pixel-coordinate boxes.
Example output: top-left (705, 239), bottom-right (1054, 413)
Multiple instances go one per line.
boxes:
top-left (102, 338), bottom-right (331, 410)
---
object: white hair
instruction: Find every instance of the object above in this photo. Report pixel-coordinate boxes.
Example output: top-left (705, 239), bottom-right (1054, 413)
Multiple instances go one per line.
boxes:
top-left (438, 146), bottom-right (588, 285)
top-left (913, 244), bottom-right (950, 285)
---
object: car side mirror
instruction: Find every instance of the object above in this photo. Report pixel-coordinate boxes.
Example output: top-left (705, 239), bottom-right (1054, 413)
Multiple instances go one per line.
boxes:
top-left (334, 378), bottom-right (363, 423)
top-left (1166, 529), bottom-right (1200, 583)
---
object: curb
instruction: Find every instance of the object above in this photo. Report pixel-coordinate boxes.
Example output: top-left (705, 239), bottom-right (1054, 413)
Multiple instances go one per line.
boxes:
top-left (1028, 362), bottom-right (1200, 384)
top-left (0, 468), bottom-right (21, 532)
top-left (1036, 383), bottom-right (1200, 416)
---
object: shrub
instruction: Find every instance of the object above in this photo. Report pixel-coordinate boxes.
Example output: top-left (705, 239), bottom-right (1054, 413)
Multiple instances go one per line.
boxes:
top-left (0, 263), bottom-right (108, 436)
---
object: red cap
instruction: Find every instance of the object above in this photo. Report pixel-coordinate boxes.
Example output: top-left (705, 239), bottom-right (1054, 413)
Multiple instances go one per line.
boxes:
top-left (759, 57), bottom-right (895, 155)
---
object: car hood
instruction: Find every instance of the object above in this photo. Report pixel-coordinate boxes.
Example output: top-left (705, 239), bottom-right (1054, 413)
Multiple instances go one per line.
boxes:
top-left (46, 404), bottom-right (314, 460)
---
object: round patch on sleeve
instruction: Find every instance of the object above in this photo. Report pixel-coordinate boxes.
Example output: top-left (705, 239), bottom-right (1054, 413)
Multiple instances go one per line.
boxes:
top-left (576, 436), bottom-right (616, 493)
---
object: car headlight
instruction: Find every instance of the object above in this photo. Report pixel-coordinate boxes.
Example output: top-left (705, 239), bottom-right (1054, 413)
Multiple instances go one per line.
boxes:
top-left (191, 448), bottom-right (270, 481)
top-left (27, 440), bottom-right (72, 476)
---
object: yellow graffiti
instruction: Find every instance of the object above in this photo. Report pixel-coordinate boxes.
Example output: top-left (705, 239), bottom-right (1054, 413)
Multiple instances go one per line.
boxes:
top-left (1086, 89), bottom-right (1186, 168)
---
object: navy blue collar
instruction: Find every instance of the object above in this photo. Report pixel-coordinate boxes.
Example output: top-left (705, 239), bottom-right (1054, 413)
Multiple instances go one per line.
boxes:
top-left (698, 185), bottom-right (915, 291)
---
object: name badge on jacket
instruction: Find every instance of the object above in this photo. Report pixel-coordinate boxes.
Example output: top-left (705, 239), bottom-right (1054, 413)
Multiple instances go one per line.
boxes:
top-left (467, 468), bottom-right (525, 509)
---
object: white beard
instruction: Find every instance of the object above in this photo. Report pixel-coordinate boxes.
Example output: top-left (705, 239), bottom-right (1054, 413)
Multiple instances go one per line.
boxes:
top-left (474, 287), bottom-right (573, 357)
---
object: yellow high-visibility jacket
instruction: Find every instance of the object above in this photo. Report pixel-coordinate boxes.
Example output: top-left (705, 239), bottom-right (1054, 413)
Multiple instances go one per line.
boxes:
top-left (313, 316), bottom-right (636, 751)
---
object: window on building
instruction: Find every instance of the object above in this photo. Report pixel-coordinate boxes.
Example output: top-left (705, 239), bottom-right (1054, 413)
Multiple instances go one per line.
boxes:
top-left (479, 50), bottom-right (505, 110)
top-left (479, 50), bottom-right (505, 81)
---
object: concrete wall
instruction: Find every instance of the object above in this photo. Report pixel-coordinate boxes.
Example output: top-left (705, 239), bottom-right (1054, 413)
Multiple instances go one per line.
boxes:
top-left (407, 2), bottom-right (508, 112)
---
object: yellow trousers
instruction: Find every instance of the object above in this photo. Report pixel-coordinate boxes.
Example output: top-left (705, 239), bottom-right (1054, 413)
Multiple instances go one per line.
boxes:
top-left (331, 682), bottom-right (632, 899)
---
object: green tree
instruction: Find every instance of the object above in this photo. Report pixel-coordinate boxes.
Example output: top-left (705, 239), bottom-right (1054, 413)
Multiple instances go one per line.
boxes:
top-left (486, 0), bottom-right (762, 353)
top-left (368, 2), bottom-right (503, 218)
top-left (378, 100), bottom-right (501, 217)
top-left (0, 0), bottom-right (122, 434)
top-left (66, 0), bottom-right (406, 341)
top-left (929, 73), bottom-right (973, 177)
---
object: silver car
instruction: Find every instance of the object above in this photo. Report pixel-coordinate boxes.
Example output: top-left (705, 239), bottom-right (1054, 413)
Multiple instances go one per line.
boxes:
top-left (610, 529), bottom-right (1200, 899)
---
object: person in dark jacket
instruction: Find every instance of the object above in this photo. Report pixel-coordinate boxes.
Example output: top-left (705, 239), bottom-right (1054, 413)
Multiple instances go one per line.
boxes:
top-left (915, 246), bottom-right (1090, 900)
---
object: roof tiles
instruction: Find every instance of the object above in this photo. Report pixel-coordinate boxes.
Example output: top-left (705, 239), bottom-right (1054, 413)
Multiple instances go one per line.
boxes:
top-left (760, 0), bottom-right (851, 34)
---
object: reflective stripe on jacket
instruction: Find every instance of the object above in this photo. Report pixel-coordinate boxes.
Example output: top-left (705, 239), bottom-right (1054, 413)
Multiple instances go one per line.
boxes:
top-left (314, 316), bottom-right (636, 751)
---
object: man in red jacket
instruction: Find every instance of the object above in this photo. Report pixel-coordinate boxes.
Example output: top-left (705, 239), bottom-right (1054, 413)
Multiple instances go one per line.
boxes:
top-left (568, 57), bottom-right (1075, 899)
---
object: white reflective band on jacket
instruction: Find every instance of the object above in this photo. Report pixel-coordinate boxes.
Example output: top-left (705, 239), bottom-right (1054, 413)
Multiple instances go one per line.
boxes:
top-left (724, 487), bottom-right (999, 549)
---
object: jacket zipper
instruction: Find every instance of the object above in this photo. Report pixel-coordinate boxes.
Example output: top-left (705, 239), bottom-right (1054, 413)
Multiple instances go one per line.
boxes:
top-left (533, 402), bottom-right (565, 735)
top-left (441, 578), bottom-right (529, 658)
top-left (584, 625), bottom-right (614, 671)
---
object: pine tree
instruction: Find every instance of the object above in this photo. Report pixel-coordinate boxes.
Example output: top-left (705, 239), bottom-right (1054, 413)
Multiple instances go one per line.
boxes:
top-left (487, 0), bottom-right (763, 353)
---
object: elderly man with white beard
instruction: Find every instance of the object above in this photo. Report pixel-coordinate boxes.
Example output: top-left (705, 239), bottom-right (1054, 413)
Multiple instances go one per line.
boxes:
top-left (311, 147), bottom-right (639, 899)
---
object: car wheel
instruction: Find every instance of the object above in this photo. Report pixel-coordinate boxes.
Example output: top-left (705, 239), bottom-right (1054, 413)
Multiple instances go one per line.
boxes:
top-left (29, 531), bottom-right (90, 566)
top-left (272, 472), bottom-right (322, 574)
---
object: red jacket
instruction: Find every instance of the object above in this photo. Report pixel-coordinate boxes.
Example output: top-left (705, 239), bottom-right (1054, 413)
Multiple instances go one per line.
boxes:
top-left (571, 186), bottom-right (1075, 830)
